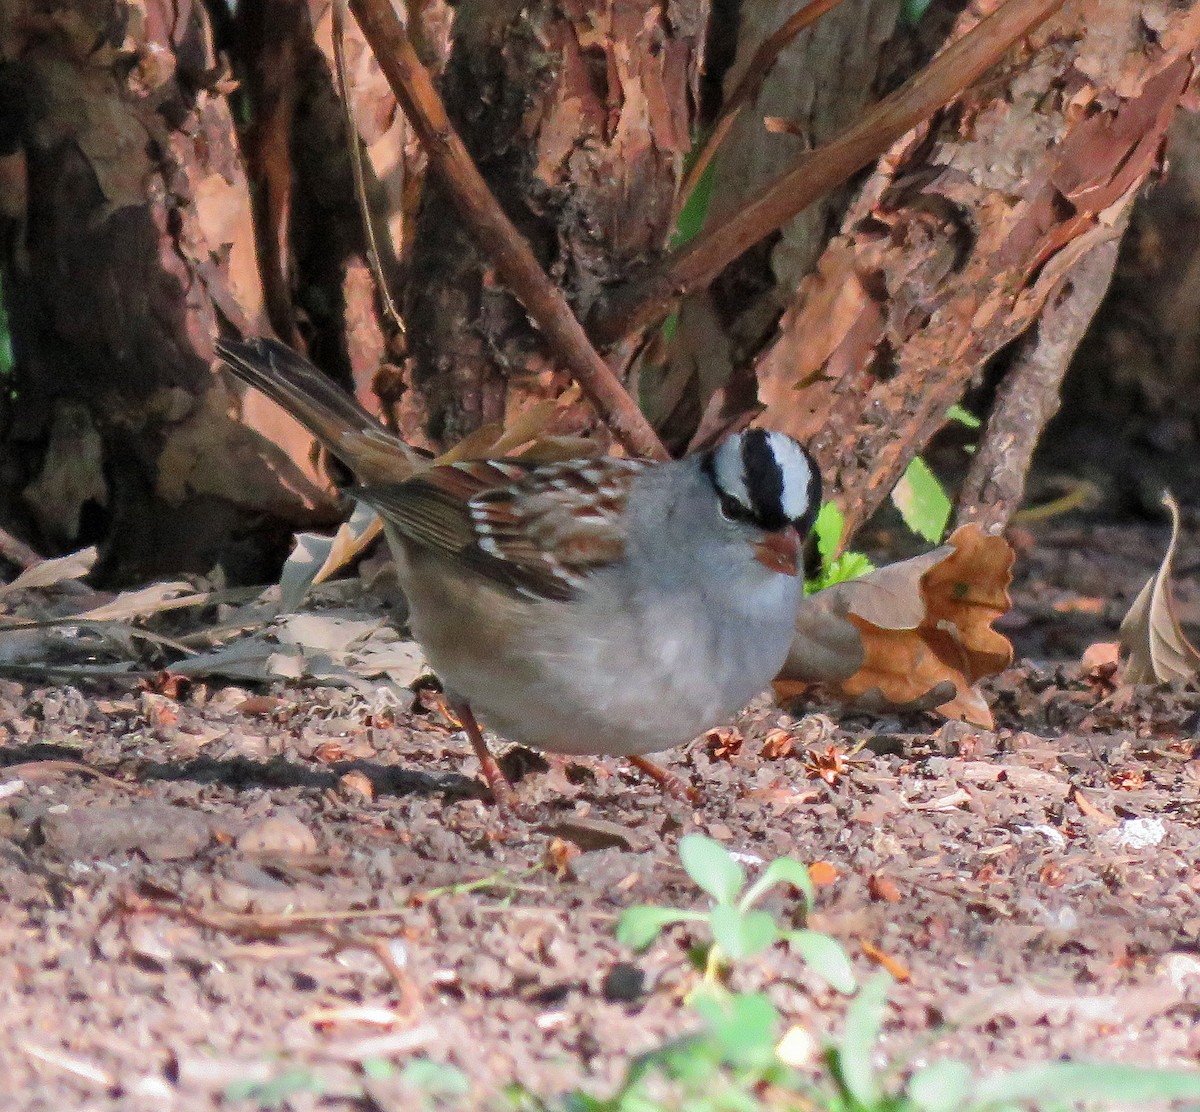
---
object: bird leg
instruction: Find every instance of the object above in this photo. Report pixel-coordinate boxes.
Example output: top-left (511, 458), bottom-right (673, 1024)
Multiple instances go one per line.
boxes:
top-left (450, 700), bottom-right (518, 808)
top-left (627, 755), bottom-right (699, 803)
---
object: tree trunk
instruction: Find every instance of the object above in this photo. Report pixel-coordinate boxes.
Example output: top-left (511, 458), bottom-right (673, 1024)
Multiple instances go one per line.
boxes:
top-left (752, 0), bottom-right (1200, 539)
top-left (402, 0), bottom-right (707, 449)
top-left (0, 0), bottom-right (338, 583)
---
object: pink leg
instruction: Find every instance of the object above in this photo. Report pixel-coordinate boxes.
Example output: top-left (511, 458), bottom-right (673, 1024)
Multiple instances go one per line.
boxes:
top-left (450, 700), bottom-right (519, 810)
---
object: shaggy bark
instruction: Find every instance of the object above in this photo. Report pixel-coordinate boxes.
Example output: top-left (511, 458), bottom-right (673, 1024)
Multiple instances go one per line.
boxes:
top-left (751, 0), bottom-right (1200, 539)
top-left (0, 0), bottom-right (338, 582)
top-left (401, 0), bottom-right (707, 449)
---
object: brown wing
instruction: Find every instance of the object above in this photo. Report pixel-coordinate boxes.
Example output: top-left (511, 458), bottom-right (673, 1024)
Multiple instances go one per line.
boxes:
top-left (361, 457), bottom-right (648, 600)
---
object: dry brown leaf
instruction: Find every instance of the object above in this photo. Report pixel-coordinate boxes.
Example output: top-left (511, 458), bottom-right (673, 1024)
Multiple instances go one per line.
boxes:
top-left (1118, 492), bottom-right (1200, 684)
top-left (776, 524), bottom-right (1014, 726)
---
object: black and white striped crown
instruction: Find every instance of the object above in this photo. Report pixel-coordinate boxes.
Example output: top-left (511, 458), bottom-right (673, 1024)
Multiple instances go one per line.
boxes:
top-left (703, 429), bottom-right (821, 535)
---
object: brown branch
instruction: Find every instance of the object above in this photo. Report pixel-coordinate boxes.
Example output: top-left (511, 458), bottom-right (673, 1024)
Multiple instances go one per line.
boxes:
top-left (955, 232), bottom-right (1125, 532)
top-left (346, 0), bottom-right (668, 461)
top-left (592, 0), bottom-right (1068, 345)
top-left (675, 0), bottom-right (849, 217)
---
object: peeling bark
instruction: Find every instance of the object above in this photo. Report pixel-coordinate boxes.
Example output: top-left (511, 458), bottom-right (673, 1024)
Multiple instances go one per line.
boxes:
top-left (642, 0), bottom-right (903, 445)
top-left (0, 0), bottom-right (338, 582)
top-left (403, 0), bottom-right (707, 448)
top-left (752, 0), bottom-right (1200, 539)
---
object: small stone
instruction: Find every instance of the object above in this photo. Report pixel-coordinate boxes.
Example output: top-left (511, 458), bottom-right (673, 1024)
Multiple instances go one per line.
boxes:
top-left (236, 813), bottom-right (318, 856)
top-left (338, 770), bottom-right (374, 801)
top-left (601, 962), bottom-right (644, 1002)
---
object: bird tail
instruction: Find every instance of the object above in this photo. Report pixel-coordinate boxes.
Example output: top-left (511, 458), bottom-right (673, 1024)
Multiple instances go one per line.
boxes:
top-left (216, 337), bottom-right (422, 485)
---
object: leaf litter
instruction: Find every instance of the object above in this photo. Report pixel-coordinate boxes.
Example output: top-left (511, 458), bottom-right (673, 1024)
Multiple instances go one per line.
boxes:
top-left (1, 498), bottom-right (1200, 1107)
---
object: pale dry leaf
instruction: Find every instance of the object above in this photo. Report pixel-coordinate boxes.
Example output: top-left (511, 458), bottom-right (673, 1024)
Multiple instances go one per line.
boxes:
top-left (71, 581), bottom-right (194, 623)
top-left (280, 502), bottom-right (383, 614)
top-left (777, 524), bottom-right (1014, 726)
top-left (0, 546), bottom-right (97, 595)
top-left (276, 611), bottom-right (384, 655)
top-left (1119, 492), bottom-right (1200, 684)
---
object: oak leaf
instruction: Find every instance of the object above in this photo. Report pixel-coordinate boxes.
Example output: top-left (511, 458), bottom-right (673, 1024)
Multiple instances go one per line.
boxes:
top-left (776, 524), bottom-right (1014, 727)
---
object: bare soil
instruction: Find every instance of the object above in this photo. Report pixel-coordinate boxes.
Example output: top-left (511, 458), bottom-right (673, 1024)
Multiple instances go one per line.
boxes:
top-left (3, 514), bottom-right (1200, 1111)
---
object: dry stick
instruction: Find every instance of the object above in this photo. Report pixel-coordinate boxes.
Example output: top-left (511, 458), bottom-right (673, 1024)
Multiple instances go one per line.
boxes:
top-left (332, 0), bottom-right (405, 335)
top-left (594, 0), bottom-right (1068, 345)
top-left (346, 0), bottom-right (668, 461)
top-left (955, 232), bottom-right (1125, 532)
top-left (676, 0), bottom-right (849, 216)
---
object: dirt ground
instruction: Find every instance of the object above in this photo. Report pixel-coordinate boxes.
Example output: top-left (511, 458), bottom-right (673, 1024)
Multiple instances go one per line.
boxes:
top-left (3, 512), bottom-right (1200, 1111)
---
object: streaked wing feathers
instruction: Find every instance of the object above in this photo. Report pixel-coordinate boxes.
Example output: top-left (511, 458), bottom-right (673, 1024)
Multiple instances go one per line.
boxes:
top-left (361, 457), bottom-right (647, 600)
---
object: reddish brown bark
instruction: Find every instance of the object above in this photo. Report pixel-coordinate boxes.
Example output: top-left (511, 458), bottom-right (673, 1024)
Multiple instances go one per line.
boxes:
top-left (751, 0), bottom-right (1200, 539)
top-left (395, 0), bottom-right (705, 450)
top-left (0, 0), bottom-right (337, 582)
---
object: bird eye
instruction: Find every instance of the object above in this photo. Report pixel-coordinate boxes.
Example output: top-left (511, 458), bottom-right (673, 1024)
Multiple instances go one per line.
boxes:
top-left (717, 491), bottom-right (756, 526)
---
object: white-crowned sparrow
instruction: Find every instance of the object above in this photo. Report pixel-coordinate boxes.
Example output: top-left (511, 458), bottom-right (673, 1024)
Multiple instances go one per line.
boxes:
top-left (217, 339), bottom-right (821, 801)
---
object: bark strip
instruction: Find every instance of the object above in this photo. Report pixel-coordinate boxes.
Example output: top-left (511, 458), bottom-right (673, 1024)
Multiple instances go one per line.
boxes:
top-left (348, 0), bottom-right (668, 460)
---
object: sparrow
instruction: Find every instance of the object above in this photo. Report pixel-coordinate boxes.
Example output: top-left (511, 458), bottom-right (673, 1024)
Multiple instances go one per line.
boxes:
top-left (217, 338), bottom-right (821, 804)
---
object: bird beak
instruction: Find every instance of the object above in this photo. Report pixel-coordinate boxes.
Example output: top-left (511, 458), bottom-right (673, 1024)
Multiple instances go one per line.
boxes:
top-left (754, 526), bottom-right (800, 577)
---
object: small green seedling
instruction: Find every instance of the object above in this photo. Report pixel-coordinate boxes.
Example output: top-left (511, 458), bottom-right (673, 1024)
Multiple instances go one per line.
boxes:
top-left (807, 502), bottom-right (876, 594)
top-left (617, 833), bottom-right (856, 995)
top-left (946, 403), bottom-right (981, 430)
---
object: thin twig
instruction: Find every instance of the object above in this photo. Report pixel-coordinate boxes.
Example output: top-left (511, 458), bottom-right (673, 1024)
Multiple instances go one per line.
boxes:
top-left (676, 0), bottom-right (848, 217)
top-left (593, 0), bottom-right (1068, 344)
top-left (332, 0), bottom-right (405, 334)
top-left (955, 231), bottom-right (1124, 531)
top-left (347, 0), bottom-right (668, 460)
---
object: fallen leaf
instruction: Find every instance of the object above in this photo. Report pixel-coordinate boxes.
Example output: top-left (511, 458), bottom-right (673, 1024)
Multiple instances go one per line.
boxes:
top-left (860, 939), bottom-right (910, 981)
top-left (867, 873), bottom-right (902, 903)
top-left (0, 546), bottom-right (97, 594)
top-left (777, 524), bottom-right (1014, 726)
top-left (808, 861), bottom-right (839, 886)
top-left (1118, 492), bottom-right (1200, 683)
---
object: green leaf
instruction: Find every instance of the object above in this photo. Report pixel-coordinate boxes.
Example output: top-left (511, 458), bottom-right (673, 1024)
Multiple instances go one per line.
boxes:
top-left (679, 833), bottom-right (745, 905)
top-left (806, 503), bottom-right (876, 593)
top-left (693, 990), bottom-right (780, 1069)
top-left (812, 502), bottom-right (845, 564)
top-left (908, 1059), bottom-right (972, 1112)
top-left (973, 1061), bottom-right (1200, 1106)
top-left (740, 857), bottom-right (815, 911)
top-left (808, 550), bottom-right (876, 594)
top-left (892, 456), bottom-right (951, 543)
top-left (616, 905), bottom-right (704, 950)
top-left (836, 972), bottom-right (892, 1107)
top-left (901, 0), bottom-right (935, 24)
top-left (671, 151), bottom-right (716, 250)
top-left (710, 905), bottom-right (778, 961)
top-left (786, 930), bottom-right (857, 994)
top-left (946, 403), bottom-right (981, 429)
top-left (361, 1057), bottom-right (394, 1081)
top-left (400, 1059), bottom-right (471, 1097)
